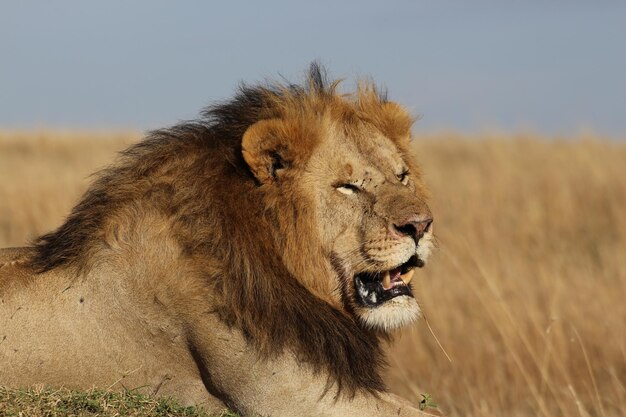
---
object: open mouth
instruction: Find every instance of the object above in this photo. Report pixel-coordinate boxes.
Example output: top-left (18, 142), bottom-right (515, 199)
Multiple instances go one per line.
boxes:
top-left (354, 255), bottom-right (424, 307)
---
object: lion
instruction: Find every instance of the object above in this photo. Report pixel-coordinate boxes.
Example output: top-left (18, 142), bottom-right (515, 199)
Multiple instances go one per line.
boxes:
top-left (0, 64), bottom-right (440, 416)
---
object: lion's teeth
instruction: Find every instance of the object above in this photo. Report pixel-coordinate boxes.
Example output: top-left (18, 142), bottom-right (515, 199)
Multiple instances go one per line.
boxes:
top-left (382, 272), bottom-right (392, 290)
top-left (400, 269), bottom-right (415, 285)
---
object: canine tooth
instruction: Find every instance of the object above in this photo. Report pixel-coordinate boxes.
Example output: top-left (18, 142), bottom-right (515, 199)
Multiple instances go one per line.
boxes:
top-left (382, 272), bottom-right (392, 290)
top-left (400, 269), bottom-right (415, 285)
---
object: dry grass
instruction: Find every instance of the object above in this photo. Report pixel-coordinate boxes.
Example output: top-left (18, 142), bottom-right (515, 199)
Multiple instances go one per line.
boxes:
top-left (0, 386), bottom-right (237, 416)
top-left (1, 131), bottom-right (624, 417)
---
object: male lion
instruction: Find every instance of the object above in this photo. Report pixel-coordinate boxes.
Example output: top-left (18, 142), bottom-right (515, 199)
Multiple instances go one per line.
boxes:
top-left (0, 65), bottom-right (439, 416)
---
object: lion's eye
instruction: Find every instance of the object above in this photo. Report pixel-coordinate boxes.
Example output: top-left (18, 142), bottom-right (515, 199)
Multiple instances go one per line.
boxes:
top-left (397, 171), bottom-right (410, 185)
top-left (336, 183), bottom-right (360, 195)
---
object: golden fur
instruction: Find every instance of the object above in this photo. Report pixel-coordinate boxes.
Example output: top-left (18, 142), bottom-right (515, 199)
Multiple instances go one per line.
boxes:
top-left (0, 64), bottom-right (439, 416)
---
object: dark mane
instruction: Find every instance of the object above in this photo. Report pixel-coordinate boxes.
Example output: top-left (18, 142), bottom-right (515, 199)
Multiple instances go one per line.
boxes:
top-left (28, 63), bottom-right (391, 396)
top-left (30, 63), bottom-right (336, 273)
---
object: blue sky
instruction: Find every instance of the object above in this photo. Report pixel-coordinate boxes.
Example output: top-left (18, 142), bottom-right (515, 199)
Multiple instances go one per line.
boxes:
top-left (1, 1), bottom-right (625, 136)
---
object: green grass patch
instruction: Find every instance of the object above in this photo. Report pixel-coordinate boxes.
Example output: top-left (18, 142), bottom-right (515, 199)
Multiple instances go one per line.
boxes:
top-left (0, 386), bottom-right (239, 417)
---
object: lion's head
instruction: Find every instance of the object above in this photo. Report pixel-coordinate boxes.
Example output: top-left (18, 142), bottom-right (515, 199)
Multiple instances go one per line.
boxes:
top-left (240, 67), bottom-right (433, 332)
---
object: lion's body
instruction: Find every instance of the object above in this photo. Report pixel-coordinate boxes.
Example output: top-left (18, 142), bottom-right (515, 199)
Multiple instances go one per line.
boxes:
top-left (0, 247), bottom-right (214, 405)
top-left (0, 247), bottom-right (435, 416)
top-left (0, 66), bottom-right (439, 416)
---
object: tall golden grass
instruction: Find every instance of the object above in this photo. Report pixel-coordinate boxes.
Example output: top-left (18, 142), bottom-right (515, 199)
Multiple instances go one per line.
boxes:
top-left (1, 131), bottom-right (624, 417)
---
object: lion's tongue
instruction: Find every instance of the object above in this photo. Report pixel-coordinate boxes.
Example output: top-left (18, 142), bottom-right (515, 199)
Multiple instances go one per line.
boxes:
top-left (382, 267), bottom-right (407, 290)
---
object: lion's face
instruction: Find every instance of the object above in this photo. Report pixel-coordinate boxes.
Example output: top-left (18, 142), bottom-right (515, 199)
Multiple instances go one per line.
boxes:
top-left (301, 124), bottom-right (433, 331)
top-left (242, 102), bottom-right (433, 332)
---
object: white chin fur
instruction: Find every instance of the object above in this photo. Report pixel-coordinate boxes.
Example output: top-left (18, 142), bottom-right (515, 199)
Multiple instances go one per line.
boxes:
top-left (358, 296), bottom-right (421, 332)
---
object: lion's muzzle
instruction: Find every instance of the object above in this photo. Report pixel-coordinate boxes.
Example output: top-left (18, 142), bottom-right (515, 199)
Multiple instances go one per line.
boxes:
top-left (391, 216), bottom-right (433, 245)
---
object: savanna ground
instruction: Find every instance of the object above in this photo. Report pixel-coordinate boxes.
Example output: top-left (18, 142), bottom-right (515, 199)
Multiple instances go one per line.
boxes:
top-left (0, 131), bottom-right (624, 417)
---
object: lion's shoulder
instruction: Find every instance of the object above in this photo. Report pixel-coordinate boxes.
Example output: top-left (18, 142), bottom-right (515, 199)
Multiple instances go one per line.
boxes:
top-left (0, 247), bottom-right (33, 267)
top-left (0, 247), bottom-right (36, 288)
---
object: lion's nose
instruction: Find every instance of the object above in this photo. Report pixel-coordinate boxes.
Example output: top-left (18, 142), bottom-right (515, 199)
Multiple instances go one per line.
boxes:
top-left (392, 217), bottom-right (433, 243)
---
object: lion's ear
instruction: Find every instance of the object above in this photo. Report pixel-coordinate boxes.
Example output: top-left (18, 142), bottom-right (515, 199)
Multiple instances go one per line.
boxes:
top-left (242, 118), bottom-right (292, 184)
